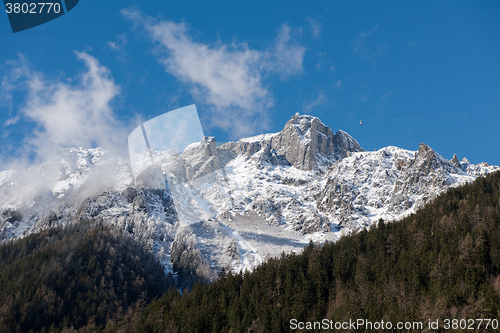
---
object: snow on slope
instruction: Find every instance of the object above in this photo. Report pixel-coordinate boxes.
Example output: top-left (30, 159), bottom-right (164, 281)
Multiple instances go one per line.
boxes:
top-left (0, 114), bottom-right (498, 276)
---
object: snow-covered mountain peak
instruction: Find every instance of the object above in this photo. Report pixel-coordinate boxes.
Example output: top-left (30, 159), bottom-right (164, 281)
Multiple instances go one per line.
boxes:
top-left (234, 113), bottom-right (364, 171)
top-left (1, 114), bottom-right (499, 277)
top-left (331, 129), bottom-right (364, 160)
top-left (450, 153), bottom-right (461, 168)
top-left (413, 142), bottom-right (458, 175)
top-left (288, 113), bottom-right (325, 136)
top-left (59, 147), bottom-right (106, 176)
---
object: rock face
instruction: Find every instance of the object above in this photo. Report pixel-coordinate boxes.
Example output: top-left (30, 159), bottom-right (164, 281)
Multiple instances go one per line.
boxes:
top-left (315, 144), bottom-right (481, 230)
top-left (332, 130), bottom-right (363, 160)
top-left (270, 114), bottom-right (364, 170)
top-left (414, 143), bottom-right (458, 175)
top-left (0, 114), bottom-right (499, 277)
top-left (272, 115), bottom-right (333, 170)
top-left (181, 137), bottom-right (221, 181)
top-left (234, 114), bottom-right (363, 170)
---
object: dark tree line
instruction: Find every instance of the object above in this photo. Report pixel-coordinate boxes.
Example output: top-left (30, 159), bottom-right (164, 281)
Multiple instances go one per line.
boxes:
top-left (1, 171), bottom-right (500, 332)
top-left (0, 219), bottom-right (175, 332)
top-left (123, 171), bottom-right (500, 332)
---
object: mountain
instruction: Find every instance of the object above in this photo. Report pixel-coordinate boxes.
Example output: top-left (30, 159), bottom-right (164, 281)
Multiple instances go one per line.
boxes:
top-left (1, 114), bottom-right (498, 281)
top-left (231, 113), bottom-right (364, 171)
top-left (124, 171), bottom-right (500, 333)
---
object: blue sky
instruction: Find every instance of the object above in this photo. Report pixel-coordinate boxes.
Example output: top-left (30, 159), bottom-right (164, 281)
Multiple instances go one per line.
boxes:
top-left (1, 0), bottom-right (499, 168)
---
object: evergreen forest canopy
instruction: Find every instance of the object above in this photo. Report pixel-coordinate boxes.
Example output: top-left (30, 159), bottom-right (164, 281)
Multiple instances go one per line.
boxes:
top-left (0, 220), bottom-right (175, 332)
top-left (0, 171), bottom-right (500, 332)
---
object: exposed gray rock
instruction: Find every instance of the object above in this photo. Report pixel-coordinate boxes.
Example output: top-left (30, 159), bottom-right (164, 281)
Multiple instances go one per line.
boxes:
top-left (181, 136), bottom-right (221, 181)
top-left (269, 114), bottom-right (363, 170)
top-left (1, 208), bottom-right (22, 224)
top-left (231, 114), bottom-right (363, 170)
top-left (413, 143), bottom-right (460, 175)
top-left (122, 187), bottom-right (138, 203)
top-left (1, 113), bottom-right (499, 277)
top-left (451, 153), bottom-right (461, 168)
top-left (226, 238), bottom-right (239, 259)
top-left (332, 130), bottom-right (364, 160)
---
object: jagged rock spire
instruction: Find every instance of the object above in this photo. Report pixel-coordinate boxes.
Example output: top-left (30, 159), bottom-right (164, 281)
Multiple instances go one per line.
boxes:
top-left (249, 114), bottom-right (364, 170)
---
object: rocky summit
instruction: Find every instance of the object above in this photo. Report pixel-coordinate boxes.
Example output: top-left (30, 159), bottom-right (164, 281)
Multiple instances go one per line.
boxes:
top-left (229, 114), bottom-right (363, 171)
top-left (0, 114), bottom-right (498, 279)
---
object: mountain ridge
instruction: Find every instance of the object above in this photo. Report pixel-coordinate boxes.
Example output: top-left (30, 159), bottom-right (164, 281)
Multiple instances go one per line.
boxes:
top-left (0, 114), bottom-right (498, 276)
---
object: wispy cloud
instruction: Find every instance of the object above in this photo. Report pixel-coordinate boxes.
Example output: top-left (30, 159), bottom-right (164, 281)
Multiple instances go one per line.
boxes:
top-left (268, 24), bottom-right (306, 79)
top-left (3, 115), bottom-right (19, 127)
top-left (306, 18), bottom-right (321, 40)
top-left (108, 34), bottom-right (127, 51)
top-left (1, 52), bottom-right (125, 165)
top-left (357, 25), bottom-right (379, 42)
top-left (122, 8), bottom-right (306, 139)
top-left (107, 34), bottom-right (129, 63)
top-left (1, 54), bottom-right (30, 116)
top-left (380, 89), bottom-right (397, 101)
top-left (302, 91), bottom-right (327, 114)
top-left (353, 24), bottom-right (388, 61)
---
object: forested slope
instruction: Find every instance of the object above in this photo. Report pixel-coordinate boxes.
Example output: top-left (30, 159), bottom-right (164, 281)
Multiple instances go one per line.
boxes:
top-left (126, 171), bottom-right (500, 332)
top-left (0, 220), bottom-right (175, 332)
top-left (1, 172), bottom-right (499, 332)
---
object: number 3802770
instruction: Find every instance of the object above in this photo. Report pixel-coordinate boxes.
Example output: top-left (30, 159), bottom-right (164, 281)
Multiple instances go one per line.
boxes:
top-left (5, 3), bottom-right (61, 14)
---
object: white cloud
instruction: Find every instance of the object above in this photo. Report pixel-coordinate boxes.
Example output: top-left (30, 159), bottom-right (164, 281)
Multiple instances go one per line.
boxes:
top-left (357, 25), bottom-right (379, 41)
top-left (354, 24), bottom-right (388, 61)
top-left (108, 41), bottom-right (119, 50)
top-left (0, 54), bottom-right (30, 114)
top-left (302, 91), bottom-right (327, 114)
top-left (353, 25), bottom-right (378, 56)
top-left (267, 24), bottom-right (306, 79)
top-left (306, 18), bottom-right (321, 39)
top-left (122, 9), bottom-right (305, 139)
top-left (2, 52), bottom-right (124, 163)
top-left (107, 34), bottom-right (129, 63)
top-left (4, 115), bottom-right (19, 127)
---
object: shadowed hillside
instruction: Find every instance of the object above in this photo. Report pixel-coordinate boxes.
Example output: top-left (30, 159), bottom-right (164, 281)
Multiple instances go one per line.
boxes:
top-left (0, 220), bottom-right (175, 333)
